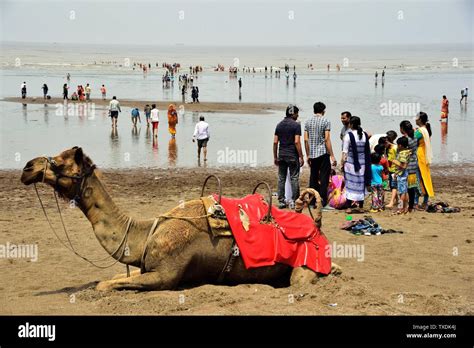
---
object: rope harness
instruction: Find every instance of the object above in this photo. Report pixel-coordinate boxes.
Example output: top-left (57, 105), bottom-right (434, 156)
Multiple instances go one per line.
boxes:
top-left (34, 157), bottom-right (133, 270)
top-left (34, 156), bottom-right (213, 277)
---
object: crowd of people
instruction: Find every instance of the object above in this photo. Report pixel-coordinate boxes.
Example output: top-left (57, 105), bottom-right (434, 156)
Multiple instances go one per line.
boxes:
top-left (274, 102), bottom-right (437, 215)
top-left (18, 76), bottom-right (468, 199)
top-left (106, 97), bottom-right (208, 161)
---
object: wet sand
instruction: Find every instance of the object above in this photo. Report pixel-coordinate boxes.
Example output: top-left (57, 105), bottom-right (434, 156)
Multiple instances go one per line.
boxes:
top-left (0, 165), bottom-right (472, 315)
top-left (2, 97), bottom-right (286, 114)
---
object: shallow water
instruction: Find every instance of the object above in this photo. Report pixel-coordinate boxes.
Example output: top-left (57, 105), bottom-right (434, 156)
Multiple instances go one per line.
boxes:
top-left (1, 43), bottom-right (473, 169)
top-left (0, 85), bottom-right (472, 170)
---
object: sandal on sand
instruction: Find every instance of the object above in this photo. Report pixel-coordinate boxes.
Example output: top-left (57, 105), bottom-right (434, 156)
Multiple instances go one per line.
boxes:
top-left (392, 209), bottom-right (407, 215)
top-left (346, 207), bottom-right (365, 214)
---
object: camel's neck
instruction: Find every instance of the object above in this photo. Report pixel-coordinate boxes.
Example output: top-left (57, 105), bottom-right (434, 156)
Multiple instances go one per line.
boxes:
top-left (77, 172), bottom-right (153, 267)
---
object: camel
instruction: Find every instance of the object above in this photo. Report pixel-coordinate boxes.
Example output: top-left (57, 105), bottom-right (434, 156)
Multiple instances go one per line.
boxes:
top-left (21, 147), bottom-right (339, 291)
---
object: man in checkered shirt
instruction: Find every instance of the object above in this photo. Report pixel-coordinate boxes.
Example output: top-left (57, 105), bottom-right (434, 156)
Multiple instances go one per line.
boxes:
top-left (304, 102), bottom-right (337, 207)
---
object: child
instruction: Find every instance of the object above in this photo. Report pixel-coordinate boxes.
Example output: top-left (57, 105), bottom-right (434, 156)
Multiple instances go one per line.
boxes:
top-left (370, 153), bottom-right (384, 212)
top-left (131, 107), bottom-right (141, 126)
top-left (385, 131), bottom-right (398, 208)
top-left (391, 137), bottom-right (411, 214)
top-left (144, 104), bottom-right (151, 126)
top-left (374, 144), bottom-right (389, 190)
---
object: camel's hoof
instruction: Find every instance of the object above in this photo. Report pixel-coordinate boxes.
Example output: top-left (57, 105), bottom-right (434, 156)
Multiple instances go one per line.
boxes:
top-left (290, 266), bottom-right (317, 287)
top-left (331, 263), bottom-right (342, 276)
top-left (112, 273), bottom-right (126, 280)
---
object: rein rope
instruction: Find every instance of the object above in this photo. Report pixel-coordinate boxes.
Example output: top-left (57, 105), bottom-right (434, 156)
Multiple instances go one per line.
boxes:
top-left (34, 158), bottom-right (132, 269)
top-left (34, 157), bottom-right (211, 273)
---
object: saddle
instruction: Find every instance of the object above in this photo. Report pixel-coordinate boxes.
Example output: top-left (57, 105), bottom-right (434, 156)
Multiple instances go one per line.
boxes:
top-left (200, 175), bottom-right (332, 275)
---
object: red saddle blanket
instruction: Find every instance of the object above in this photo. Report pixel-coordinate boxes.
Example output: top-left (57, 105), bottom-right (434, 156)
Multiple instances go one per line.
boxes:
top-left (215, 193), bottom-right (331, 275)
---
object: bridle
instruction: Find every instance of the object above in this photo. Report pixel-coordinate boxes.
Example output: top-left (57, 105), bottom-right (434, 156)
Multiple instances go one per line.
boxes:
top-left (42, 156), bottom-right (96, 204)
top-left (33, 156), bottom-right (133, 270)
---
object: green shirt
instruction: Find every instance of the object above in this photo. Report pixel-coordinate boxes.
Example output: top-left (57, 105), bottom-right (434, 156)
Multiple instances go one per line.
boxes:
top-left (395, 149), bottom-right (410, 176)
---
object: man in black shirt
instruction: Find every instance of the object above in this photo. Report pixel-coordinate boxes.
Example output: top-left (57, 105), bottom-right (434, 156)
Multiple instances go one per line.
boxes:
top-left (273, 105), bottom-right (304, 209)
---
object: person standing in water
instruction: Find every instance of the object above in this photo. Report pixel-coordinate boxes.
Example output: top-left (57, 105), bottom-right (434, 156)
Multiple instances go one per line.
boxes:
top-left (238, 78), bottom-right (242, 90)
top-left (150, 104), bottom-right (160, 137)
top-left (144, 104), bottom-right (152, 127)
top-left (109, 96), bottom-right (121, 128)
top-left (21, 82), bottom-right (27, 99)
top-left (100, 85), bottom-right (107, 100)
top-left (192, 116), bottom-right (210, 162)
top-left (85, 83), bottom-right (91, 101)
top-left (42, 84), bottom-right (48, 99)
top-left (63, 83), bottom-right (69, 100)
top-left (462, 87), bottom-right (468, 103)
top-left (440, 95), bottom-right (449, 121)
top-left (167, 104), bottom-right (178, 138)
top-left (181, 85), bottom-right (186, 102)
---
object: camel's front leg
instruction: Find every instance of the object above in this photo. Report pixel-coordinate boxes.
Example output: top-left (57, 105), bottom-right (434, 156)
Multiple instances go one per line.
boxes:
top-left (112, 269), bottom-right (141, 280)
top-left (96, 271), bottom-right (179, 291)
top-left (290, 263), bottom-right (343, 287)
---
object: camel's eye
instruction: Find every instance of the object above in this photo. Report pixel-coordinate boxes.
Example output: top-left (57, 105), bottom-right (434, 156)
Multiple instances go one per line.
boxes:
top-left (51, 161), bottom-right (64, 170)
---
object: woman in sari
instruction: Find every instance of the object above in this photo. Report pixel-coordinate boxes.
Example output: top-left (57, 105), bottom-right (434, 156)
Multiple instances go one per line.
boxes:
top-left (341, 116), bottom-right (371, 213)
top-left (415, 112), bottom-right (434, 209)
top-left (400, 120), bottom-right (422, 212)
top-left (167, 104), bottom-right (178, 138)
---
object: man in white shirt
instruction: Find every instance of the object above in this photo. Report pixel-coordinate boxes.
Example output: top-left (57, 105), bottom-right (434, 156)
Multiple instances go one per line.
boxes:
top-left (192, 116), bottom-right (210, 161)
top-left (109, 96), bottom-right (121, 128)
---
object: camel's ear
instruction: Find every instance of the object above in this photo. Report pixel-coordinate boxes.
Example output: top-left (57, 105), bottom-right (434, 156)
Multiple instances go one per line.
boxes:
top-left (74, 147), bottom-right (84, 165)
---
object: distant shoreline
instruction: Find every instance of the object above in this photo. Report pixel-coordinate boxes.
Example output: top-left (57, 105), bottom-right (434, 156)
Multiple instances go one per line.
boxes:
top-left (2, 97), bottom-right (285, 115)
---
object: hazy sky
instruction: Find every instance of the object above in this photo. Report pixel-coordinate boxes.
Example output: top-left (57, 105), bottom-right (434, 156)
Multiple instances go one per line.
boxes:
top-left (1, 0), bottom-right (472, 46)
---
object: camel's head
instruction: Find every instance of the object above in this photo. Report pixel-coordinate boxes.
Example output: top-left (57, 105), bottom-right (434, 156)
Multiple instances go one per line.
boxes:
top-left (21, 147), bottom-right (95, 200)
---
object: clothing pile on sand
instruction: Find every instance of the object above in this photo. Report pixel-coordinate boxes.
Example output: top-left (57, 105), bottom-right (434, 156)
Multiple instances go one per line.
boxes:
top-left (340, 216), bottom-right (404, 236)
top-left (426, 201), bottom-right (461, 213)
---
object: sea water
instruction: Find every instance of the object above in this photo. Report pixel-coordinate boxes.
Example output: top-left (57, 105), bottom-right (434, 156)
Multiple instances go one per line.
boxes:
top-left (1, 43), bottom-right (473, 169)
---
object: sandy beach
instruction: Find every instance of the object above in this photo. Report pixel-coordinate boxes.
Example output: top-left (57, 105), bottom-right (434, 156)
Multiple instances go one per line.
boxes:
top-left (2, 97), bottom-right (285, 115)
top-left (0, 165), bottom-right (472, 315)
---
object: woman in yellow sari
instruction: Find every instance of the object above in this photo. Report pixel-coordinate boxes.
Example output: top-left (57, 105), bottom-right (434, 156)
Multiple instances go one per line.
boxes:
top-left (415, 112), bottom-right (434, 209)
top-left (167, 104), bottom-right (178, 138)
